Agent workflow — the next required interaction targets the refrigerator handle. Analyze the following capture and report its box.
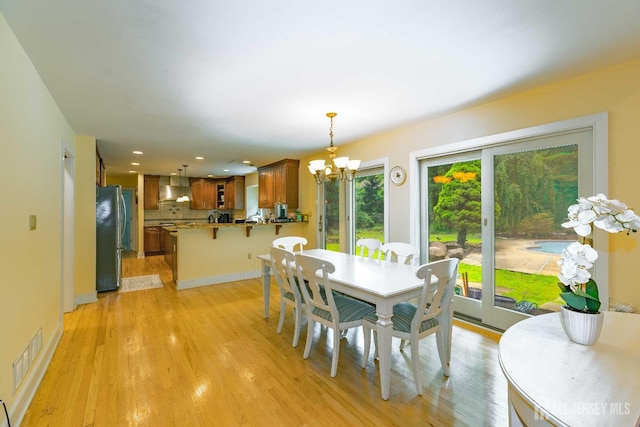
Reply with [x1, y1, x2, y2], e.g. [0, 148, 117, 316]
[120, 192, 127, 247]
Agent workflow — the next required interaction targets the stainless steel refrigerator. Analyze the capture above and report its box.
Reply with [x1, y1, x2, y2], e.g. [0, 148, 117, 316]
[96, 185, 126, 292]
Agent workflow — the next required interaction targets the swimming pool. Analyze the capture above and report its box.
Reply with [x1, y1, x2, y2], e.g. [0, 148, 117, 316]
[527, 240, 571, 254]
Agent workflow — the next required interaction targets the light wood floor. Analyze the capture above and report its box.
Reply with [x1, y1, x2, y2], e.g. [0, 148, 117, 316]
[22, 255, 509, 426]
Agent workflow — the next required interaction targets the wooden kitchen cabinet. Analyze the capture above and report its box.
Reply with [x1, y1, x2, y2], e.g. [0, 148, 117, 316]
[144, 175, 160, 210]
[224, 176, 245, 209]
[189, 178, 215, 210]
[214, 180, 225, 209]
[258, 159, 299, 209]
[144, 226, 162, 254]
[258, 168, 274, 208]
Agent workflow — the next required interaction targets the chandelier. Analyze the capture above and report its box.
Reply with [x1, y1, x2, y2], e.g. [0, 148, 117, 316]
[176, 164, 190, 203]
[308, 112, 360, 184]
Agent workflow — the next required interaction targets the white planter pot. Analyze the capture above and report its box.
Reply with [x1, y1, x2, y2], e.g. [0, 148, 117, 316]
[559, 306, 604, 346]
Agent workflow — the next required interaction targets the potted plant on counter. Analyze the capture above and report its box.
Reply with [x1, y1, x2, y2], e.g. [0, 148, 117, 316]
[557, 194, 640, 345]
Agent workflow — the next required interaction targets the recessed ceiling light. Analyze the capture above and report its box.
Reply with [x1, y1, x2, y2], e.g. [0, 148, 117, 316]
[129, 170, 137, 173]
[133, 150, 143, 155]
[242, 160, 251, 164]
[195, 156, 204, 160]
[131, 162, 140, 166]
[170, 172, 177, 175]
[207, 174, 214, 177]
[223, 169, 230, 172]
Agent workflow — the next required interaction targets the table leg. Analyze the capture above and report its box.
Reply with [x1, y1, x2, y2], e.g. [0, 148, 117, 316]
[376, 312, 394, 400]
[261, 260, 271, 319]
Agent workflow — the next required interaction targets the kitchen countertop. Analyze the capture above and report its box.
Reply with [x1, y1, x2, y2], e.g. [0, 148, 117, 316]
[164, 221, 302, 230]
[144, 219, 209, 226]
[161, 220, 306, 239]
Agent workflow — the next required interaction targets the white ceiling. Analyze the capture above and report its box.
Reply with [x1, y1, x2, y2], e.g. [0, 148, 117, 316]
[2, 1, 640, 177]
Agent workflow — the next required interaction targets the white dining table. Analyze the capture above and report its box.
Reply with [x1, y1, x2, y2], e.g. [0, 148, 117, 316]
[258, 249, 447, 400]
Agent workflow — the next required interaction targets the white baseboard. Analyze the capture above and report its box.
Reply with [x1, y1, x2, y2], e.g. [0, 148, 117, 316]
[177, 270, 261, 290]
[137, 252, 145, 258]
[5, 320, 63, 427]
[75, 291, 97, 306]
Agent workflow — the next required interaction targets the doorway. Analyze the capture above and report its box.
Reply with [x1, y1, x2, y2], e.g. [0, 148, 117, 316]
[62, 148, 75, 313]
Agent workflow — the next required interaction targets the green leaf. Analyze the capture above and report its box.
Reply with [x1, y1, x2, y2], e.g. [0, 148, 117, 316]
[558, 279, 601, 313]
[572, 279, 601, 312]
[560, 291, 588, 312]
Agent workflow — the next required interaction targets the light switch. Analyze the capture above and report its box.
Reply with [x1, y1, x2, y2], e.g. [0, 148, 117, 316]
[29, 214, 37, 230]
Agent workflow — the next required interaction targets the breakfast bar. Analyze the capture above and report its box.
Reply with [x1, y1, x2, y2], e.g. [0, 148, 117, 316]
[166, 222, 306, 290]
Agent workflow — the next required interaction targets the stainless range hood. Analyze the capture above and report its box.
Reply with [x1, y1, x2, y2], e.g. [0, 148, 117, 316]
[159, 176, 191, 201]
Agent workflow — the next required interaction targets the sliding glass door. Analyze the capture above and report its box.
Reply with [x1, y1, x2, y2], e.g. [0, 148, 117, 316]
[318, 161, 388, 254]
[354, 166, 386, 254]
[418, 116, 603, 330]
[319, 181, 346, 252]
[425, 153, 484, 320]
[483, 140, 580, 328]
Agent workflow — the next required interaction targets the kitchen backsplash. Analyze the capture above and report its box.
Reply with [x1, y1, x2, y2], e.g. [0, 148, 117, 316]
[144, 200, 229, 222]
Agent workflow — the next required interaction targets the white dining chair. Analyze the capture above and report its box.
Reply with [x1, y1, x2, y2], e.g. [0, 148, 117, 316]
[270, 246, 306, 348]
[380, 242, 419, 265]
[272, 236, 307, 252]
[355, 238, 382, 260]
[361, 258, 459, 395]
[295, 253, 377, 377]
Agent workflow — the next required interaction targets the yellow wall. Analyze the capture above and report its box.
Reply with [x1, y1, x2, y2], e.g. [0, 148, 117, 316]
[297, 57, 640, 310]
[3, 3, 640, 412]
[0, 13, 76, 411]
[74, 136, 97, 299]
[245, 171, 258, 187]
[107, 172, 139, 188]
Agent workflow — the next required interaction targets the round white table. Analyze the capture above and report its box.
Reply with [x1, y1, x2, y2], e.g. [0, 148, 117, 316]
[499, 311, 640, 426]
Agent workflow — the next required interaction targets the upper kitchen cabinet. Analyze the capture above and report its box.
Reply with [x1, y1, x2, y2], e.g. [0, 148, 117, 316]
[189, 178, 215, 210]
[215, 180, 226, 209]
[225, 176, 245, 210]
[258, 159, 299, 209]
[144, 175, 160, 210]
[258, 168, 274, 207]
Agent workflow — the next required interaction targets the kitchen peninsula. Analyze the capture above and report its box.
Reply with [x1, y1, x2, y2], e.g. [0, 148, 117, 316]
[165, 221, 307, 290]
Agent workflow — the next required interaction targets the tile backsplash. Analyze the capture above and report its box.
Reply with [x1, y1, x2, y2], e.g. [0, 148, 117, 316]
[144, 200, 231, 222]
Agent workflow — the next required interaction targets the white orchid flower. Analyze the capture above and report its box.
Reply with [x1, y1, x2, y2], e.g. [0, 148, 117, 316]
[560, 194, 639, 312]
[620, 209, 640, 230]
[557, 242, 598, 290]
[561, 205, 596, 236]
[562, 194, 640, 236]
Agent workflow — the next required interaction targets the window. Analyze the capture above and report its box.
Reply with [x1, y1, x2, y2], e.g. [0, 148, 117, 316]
[354, 166, 386, 254]
[412, 113, 607, 330]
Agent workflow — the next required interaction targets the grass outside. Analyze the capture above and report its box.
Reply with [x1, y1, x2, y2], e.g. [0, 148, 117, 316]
[459, 263, 562, 308]
[327, 231, 562, 308]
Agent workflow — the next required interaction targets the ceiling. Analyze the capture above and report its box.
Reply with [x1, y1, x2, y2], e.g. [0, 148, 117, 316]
[2, 1, 640, 178]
